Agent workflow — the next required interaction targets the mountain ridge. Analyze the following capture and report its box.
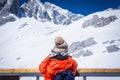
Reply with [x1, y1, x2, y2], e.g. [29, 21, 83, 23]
[21, 0, 84, 25]
[0, 0, 84, 26]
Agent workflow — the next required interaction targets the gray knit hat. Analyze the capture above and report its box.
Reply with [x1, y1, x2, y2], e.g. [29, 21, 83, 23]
[52, 36, 68, 53]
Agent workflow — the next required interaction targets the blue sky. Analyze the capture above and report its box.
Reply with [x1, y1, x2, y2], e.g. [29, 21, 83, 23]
[20, 0, 120, 16]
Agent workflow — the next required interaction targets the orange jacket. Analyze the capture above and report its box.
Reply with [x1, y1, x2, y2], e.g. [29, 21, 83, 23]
[39, 55, 78, 80]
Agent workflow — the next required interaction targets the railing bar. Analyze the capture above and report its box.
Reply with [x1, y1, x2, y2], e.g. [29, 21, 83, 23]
[1, 72, 120, 80]
[36, 76, 39, 80]
[83, 76, 87, 80]
[79, 73, 120, 77]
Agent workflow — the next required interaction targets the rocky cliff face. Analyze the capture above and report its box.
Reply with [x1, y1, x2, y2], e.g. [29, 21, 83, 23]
[0, 0, 23, 26]
[0, 0, 83, 26]
[0, 0, 7, 10]
[82, 15, 118, 28]
[0, 0, 20, 16]
[21, 0, 84, 25]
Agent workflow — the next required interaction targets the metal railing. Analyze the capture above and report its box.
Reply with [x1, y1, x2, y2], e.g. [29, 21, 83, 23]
[79, 72, 120, 80]
[0, 68, 120, 80]
[0, 72, 40, 80]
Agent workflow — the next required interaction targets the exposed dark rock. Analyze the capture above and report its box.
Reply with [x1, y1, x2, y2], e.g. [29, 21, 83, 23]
[110, 40, 116, 44]
[0, 0, 20, 26]
[83, 50, 93, 57]
[118, 39, 120, 42]
[18, 22, 28, 29]
[0, 16, 16, 26]
[0, 0, 20, 16]
[80, 37, 97, 47]
[16, 57, 21, 60]
[68, 37, 97, 53]
[102, 51, 106, 53]
[82, 15, 118, 28]
[0, 57, 4, 60]
[68, 41, 82, 53]
[72, 50, 93, 58]
[0, 0, 7, 10]
[10, 0, 20, 16]
[106, 45, 120, 53]
[102, 40, 109, 44]
[72, 50, 85, 58]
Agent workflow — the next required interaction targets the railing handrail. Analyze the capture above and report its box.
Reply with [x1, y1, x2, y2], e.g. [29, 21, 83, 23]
[0, 68, 120, 80]
[0, 68, 120, 73]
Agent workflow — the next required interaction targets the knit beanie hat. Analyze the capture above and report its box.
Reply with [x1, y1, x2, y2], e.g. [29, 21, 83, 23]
[52, 36, 68, 53]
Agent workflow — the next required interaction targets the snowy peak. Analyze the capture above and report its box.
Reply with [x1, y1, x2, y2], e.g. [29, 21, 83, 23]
[0, 0, 20, 26]
[0, 0, 20, 16]
[43, 2, 83, 23]
[0, 0, 7, 10]
[21, 0, 84, 25]
[24, 0, 43, 8]
[0, 0, 83, 26]
[21, 0, 43, 19]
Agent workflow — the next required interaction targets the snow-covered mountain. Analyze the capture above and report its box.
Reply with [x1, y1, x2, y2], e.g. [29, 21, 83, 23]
[0, 8, 120, 69]
[117, 5, 120, 9]
[0, 0, 7, 10]
[21, 0, 83, 25]
[0, 0, 22, 26]
[0, 0, 83, 26]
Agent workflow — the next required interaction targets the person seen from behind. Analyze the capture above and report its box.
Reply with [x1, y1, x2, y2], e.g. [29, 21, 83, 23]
[39, 36, 78, 80]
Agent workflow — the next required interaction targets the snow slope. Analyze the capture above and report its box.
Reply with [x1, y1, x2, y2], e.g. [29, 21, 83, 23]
[0, 17, 65, 68]
[0, 9, 120, 69]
